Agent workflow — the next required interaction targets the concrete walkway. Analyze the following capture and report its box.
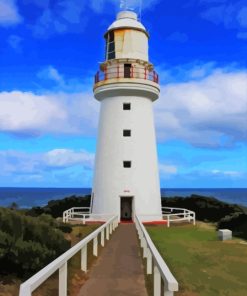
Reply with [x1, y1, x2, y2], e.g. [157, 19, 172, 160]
[78, 224, 148, 296]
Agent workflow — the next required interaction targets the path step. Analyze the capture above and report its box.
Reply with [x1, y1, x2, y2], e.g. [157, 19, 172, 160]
[78, 224, 148, 296]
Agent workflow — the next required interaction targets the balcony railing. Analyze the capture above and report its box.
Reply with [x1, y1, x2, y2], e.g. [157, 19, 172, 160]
[94, 65, 159, 84]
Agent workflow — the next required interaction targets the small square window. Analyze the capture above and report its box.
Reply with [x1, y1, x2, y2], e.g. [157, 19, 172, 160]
[123, 130, 131, 137]
[123, 103, 131, 110]
[123, 161, 131, 168]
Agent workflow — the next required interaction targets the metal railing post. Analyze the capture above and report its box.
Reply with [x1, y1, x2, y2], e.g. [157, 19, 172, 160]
[59, 262, 67, 296]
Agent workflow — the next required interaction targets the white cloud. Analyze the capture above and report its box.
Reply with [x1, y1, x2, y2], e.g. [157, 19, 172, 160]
[44, 149, 94, 168]
[155, 69, 247, 148]
[0, 149, 95, 176]
[211, 169, 242, 177]
[159, 164, 178, 175]
[1, 65, 246, 149]
[0, 90, 99, 137]
[37, 66, 64, 84]
[0, 0, 22, 26]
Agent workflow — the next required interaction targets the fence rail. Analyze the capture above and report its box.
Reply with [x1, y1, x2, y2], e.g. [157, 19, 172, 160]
[135, 215, 179, 296]
[95, 65, 159, 84]
[162, 207, 196, 227]
[19, 215, 118, 296]
[63, 207, 91, 223]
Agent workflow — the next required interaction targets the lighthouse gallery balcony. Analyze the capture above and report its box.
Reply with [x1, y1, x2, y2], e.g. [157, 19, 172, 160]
[94, 64, 159, 84]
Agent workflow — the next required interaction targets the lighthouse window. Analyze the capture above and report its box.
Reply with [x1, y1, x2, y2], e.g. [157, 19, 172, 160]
[123, 161, 132, 168]
[123, 103, 131, 110]
[123, 130, 131, 137]
[106, 31, 115, 60]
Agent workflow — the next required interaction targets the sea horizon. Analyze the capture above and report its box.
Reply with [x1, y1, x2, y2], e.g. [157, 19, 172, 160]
[0, 187, 246, 208]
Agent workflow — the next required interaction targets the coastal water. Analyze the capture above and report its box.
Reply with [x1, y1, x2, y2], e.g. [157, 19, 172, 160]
[0, 187, 246, 208]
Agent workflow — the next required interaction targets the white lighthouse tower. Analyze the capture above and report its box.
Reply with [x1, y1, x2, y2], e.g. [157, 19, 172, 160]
[92, 10, 162, 221]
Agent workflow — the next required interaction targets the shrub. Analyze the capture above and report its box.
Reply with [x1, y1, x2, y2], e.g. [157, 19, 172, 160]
[0, 207, 70, 279]
[162, 195, 244, 222]
[217, 213, 247, 240]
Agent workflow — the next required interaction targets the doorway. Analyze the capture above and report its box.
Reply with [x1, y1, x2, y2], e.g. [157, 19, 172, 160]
[120, 197, 133, 221]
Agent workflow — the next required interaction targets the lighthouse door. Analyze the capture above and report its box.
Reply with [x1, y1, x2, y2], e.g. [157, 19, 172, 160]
[120, 197, 133, 221]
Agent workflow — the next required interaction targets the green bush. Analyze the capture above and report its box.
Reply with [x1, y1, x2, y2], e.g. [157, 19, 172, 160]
[0, 207, 70, 279]
[26, 195, 91, 218]
[162, 195, 244, 222]
[217, 213, 247, 240]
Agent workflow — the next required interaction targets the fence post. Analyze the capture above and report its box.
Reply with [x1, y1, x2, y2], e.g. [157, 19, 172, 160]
[167, 215, 170, 228]
[19, 285, 32, 296]
[101, 229, 105, 247]
[164, 289, 174, 296]
[93, 236, 98, 257]
[59, 262, 67, 296]
[143, 240, 148, 258]
[193, 213, 196, 225]
[81, 245, 87, 272]
[154, 265, 161, 296]
[147, 248, 152, 275]
[106, 225, 109, 240]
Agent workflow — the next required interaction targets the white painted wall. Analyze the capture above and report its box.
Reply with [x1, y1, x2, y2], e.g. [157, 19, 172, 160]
[92, 95, 162, 220]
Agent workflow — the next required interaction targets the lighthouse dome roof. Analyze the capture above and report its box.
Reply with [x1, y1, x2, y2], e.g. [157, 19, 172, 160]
[107, 11, 147, 34]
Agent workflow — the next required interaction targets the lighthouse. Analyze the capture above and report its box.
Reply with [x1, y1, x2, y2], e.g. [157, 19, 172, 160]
[92, 11, 162, 221]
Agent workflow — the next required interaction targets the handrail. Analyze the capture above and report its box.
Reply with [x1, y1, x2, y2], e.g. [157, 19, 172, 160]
[94, 65, 159, 84]
[19, 215, 118, 296]
[135, 215, 178, 295]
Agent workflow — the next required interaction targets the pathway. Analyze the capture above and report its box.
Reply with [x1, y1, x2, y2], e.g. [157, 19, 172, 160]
[78, 224, 148, 296]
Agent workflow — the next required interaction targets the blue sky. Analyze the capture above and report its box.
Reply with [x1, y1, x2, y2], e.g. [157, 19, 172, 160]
[0, 0, 246, 188]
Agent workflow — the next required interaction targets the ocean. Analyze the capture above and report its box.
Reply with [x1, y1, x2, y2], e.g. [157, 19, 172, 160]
[0, 187, 246, 208]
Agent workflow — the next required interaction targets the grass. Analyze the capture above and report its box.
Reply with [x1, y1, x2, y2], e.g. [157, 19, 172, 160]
[1, 223, 102, 296]
[146, 222, 247, 296]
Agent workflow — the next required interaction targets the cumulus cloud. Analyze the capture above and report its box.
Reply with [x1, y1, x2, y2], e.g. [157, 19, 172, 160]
[0, 90, 99, 137]
[44, 149, 94, 169]
[155, 68, 247, 148]
[0, 0, 22, 26]
[1, 65, 246, 149]
[0, 149, 94, 176]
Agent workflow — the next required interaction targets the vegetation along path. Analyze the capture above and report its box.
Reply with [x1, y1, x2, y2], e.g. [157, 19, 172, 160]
[78, 223, 148, 296]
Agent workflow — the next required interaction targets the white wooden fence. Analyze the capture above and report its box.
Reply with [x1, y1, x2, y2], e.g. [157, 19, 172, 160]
[63, 207, 91, 223]
[135, 215, 179, 296]
[162, 207, 196, 227]
[19, 215, 118, 296]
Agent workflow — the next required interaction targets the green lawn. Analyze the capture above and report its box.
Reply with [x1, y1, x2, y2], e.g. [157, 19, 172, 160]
[146, 223, 247, 296]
